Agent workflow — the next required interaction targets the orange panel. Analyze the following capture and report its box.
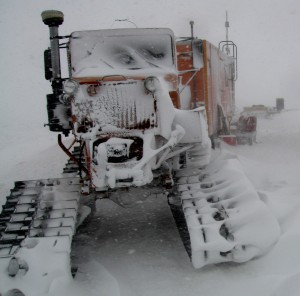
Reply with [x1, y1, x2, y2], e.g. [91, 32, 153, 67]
[176, 39, 235, 137]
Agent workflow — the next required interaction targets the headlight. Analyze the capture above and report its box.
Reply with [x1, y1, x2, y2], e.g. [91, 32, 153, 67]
[144, 76, 159, 93]
[63, 79, 79, 95]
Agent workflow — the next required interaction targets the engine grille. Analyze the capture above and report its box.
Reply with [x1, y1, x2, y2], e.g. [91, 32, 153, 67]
[73, 81, 157, 130]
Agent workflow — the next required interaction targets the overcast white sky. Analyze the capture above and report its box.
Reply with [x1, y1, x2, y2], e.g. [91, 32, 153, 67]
[0, 0, 299, 132]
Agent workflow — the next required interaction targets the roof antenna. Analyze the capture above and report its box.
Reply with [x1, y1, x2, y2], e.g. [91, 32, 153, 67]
[190, 20, 194, 39]
[219, 11, 238, 81]
[225, 11, 230, 55]
[110, 19, 138, 28]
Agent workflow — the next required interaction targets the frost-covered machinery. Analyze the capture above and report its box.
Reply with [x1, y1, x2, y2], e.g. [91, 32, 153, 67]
[0, 10, 280, 295]
[43, 14, 212, 192]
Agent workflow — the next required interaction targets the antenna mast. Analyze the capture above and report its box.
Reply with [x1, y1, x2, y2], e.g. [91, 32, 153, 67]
[219, 11, 238, 80]
[225, 11, 230, 55]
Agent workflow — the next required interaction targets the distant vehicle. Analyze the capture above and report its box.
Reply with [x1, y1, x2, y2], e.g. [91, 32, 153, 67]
[236, 114, 257, 145]
[276, 98, 284, 112]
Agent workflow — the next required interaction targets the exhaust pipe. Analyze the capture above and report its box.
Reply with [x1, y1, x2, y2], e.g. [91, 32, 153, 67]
[41, 10, 64, 80]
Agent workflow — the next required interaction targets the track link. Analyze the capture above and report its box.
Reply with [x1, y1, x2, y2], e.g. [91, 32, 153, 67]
[0, 150, 82, 295]
[170, 152, 281, 268]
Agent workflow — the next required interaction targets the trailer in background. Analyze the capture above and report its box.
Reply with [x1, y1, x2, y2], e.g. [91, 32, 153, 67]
[175, 38, 237, 144]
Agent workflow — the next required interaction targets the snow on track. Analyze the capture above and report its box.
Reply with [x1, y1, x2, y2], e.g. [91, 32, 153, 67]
[176, 151, 280, 268]
[1, 110, 300, 295]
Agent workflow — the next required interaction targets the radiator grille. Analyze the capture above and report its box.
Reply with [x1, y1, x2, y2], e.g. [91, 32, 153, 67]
[73, 81, 157, 130]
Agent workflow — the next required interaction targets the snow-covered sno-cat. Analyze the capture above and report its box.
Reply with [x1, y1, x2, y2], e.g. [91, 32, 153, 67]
[0, 10, 280, 295]
[45, 17, 211, 191]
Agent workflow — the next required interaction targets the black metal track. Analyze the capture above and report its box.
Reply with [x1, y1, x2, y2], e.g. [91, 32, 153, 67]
[169, 203, 192, 258]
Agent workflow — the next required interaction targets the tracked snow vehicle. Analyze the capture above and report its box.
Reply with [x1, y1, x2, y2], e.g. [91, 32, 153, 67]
[0, 10, 280, 295]
[43, 13, 211, 192]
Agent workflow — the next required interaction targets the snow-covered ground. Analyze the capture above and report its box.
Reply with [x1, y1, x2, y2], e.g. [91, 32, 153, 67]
[1, 109, 300, 295]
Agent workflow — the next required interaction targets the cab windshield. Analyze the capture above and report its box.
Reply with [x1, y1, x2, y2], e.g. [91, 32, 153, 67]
[70, 28, 175, 77]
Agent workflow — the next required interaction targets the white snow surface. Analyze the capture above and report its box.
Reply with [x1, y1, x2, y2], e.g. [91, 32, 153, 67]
[1, 110, 300, 295]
